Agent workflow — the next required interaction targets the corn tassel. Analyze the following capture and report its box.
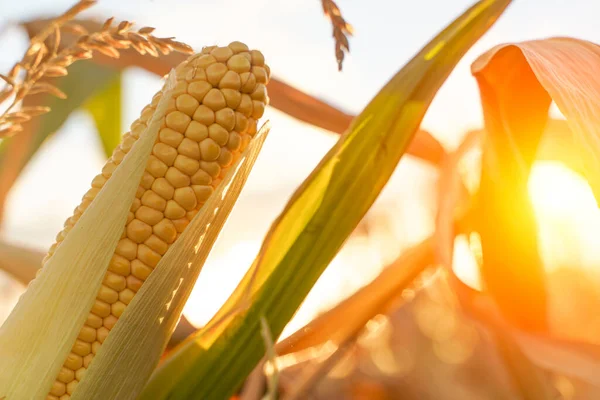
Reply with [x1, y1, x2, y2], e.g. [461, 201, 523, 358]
[40, 41, 270, 399]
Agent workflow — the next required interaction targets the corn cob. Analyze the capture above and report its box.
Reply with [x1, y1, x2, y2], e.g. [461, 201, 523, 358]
[40, 41, 270, 400]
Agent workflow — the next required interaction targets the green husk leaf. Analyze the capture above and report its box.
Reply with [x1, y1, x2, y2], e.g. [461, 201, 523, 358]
[85, 71, 122, 157]
[141, 1, 512, 398]
[72, 121, 270, 400]
[0, 68, 166, 400]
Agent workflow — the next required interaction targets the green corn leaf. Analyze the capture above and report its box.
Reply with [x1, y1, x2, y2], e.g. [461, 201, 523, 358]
[140, 0, 512, 398]
[84, 72, 122, 157]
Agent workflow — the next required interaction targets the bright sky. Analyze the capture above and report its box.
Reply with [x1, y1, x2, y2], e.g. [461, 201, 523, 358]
[2, 0, 600, 332]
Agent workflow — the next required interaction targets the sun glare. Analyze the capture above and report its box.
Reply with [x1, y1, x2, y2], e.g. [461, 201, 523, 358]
[454, 161, 600, 289]
[528, 162, 598, 215]
[184, 161, 600, 336]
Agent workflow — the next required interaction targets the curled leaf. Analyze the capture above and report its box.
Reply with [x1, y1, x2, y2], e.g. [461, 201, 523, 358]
[473, 38, 600, 201]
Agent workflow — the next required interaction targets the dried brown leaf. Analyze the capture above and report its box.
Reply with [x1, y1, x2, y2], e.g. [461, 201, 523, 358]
[277, 238, 435, 355]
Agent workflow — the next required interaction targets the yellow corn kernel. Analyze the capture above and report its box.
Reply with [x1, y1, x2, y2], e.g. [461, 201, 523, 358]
[192, 105, 215, 126]
[91, 300, 110, 318]
[126, 275, 143, 292]
[144, 235, 169, 255]
[72, 340, 91, 357]
[136, 205, 164, 226]
[159, 127, 184, 147]
[66, 380, 77, 395]
[77, 325, 96, 343]
[83, 354, 94, 368]
[63, 353, 83, 371]
[185, 121, 209, 142]
[103, 271, 127, 291]
[44, 42, 270, 397]
[75, 367, 86, 381]
[119, 288, 135, 305]
[137, 244, 161, 268]
[174, 155, 200, 176]
[96, 327, 110, 344]
[50, 381, 66, 397]
[92, 341, 102, 355]
[57, 368, 75, 384]
[152, 177, 175, 200]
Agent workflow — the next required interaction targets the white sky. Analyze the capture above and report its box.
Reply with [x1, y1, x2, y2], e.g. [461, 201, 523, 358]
[2, 0, 600, 331]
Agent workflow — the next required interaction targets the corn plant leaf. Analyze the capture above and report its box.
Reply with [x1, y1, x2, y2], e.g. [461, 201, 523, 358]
[471, 37, 600, 332]
[72, 121, 270, 400]
[140, 1, 512, 398]
[0, 62, 119, 220]
[0, 68, 165, 400]
[473, 38, 600, 200]
[84, 71, 122, 157]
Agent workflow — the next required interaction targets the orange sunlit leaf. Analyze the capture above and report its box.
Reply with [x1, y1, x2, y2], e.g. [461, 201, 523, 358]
[469, 37, 600, 332]
[470, 40, 566, 332]
[473, 38, 600, 202]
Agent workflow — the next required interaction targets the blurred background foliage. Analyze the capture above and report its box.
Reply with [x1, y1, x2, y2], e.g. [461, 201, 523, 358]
[3, 0, 600, 398]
